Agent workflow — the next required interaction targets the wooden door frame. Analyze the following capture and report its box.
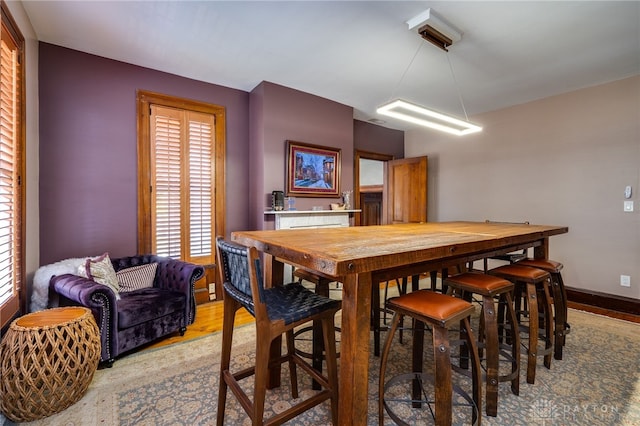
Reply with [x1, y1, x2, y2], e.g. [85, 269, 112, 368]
[354, 150, 394, 226]
[136, 90, 226, 301]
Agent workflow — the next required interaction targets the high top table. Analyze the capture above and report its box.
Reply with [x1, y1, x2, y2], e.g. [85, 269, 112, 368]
[232, 221, 568, 425]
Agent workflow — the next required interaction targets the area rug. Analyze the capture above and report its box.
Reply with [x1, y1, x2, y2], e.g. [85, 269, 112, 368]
[7, 308, 640, 426]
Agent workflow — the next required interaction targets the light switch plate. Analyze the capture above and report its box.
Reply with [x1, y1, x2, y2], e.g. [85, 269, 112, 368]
[621, 275, 631, 287]
[624, 201, 634, 212]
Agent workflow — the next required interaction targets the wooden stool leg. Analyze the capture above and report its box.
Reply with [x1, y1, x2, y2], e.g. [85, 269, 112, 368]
[253, 331, 273, 425]
[504, 292, 521, 396]
[458, 290, 472, 371]
[525, 282, 538, 384]
[478, 306, 486, 359]
[541, 280, 554, 370]
[398, 277, 408, 344]
[321, 317, 339, 426]
[217, 297, 239, 426]
[286, 330, 299, 398]
[441, 268, 449, 294]
[462, 316, 482, 426]
[482, 295, 499, 417]
[551, 272, 567, 360]
[311, 281, 330, 389]
[432, 325, 453, 426]
[379, 313, 403, 426]
[556, 272, 570, 333]
[372, 282, 382, 356]
[411, 319, 426, 408]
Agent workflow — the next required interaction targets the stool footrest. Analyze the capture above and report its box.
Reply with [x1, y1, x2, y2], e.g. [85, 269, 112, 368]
[382, 372, 480, 426]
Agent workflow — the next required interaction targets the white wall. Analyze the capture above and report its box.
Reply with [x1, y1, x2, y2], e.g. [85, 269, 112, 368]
[406, 75, 640, 299]
[360, 158, 384, 186]
[6, 0, 39, 287]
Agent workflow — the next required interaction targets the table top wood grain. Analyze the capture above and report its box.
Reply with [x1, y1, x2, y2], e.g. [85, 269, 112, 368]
[233, 221, 568, 277]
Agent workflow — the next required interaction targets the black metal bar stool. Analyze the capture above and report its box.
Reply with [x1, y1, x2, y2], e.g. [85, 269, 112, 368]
[379, 290, 482, 426]
[516, 258, 569, 360]
[444, 272, 520, 417]
[488, 264, 554, 385]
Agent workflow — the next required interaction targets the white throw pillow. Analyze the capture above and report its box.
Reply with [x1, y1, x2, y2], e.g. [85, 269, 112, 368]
[77, 252, 120, 298]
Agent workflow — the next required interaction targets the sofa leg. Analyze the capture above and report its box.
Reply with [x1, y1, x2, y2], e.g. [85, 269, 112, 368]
[179, 327, 186, 336]
[100, 359, 114, 368]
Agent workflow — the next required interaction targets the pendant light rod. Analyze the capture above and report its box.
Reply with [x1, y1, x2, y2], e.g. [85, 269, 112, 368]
[388, 41, 424, 103]
[445, 51, 470, 121]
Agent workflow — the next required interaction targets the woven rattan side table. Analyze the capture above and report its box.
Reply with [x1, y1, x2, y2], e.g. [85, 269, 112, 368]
[0, 306, 101, 422]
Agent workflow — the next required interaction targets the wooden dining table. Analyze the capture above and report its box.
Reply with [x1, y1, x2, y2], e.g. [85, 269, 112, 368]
[232, 221, 568, 425]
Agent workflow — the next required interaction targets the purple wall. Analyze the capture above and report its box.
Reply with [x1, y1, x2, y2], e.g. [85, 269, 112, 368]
[38, 43, 403, 265]
[250, 82, 355, 230]
[354, 119, 404, 159]
[39, 43, 250, 264]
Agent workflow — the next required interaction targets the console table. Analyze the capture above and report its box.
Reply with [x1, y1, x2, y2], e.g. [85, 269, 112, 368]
[264, 210, 360, 281]
[264, 209, 360, 230]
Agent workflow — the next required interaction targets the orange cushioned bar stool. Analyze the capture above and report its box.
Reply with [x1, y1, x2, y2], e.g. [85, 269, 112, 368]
[488, 264, 554, 385]
[444, 272, 520, 417]
[371, 274, 420, 356]
[516, 258, 569, 360]
[379, 290, 482, 426]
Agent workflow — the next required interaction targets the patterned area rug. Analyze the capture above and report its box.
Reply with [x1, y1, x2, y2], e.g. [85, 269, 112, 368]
[7, 308, 640, 426]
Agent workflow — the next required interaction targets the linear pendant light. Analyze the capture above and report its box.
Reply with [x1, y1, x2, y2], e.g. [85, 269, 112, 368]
[377, 99, 482, 136]
[378, 9, 482, 136]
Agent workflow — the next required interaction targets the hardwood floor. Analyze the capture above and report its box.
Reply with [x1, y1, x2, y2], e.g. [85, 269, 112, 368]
[142, 301, 255, 351]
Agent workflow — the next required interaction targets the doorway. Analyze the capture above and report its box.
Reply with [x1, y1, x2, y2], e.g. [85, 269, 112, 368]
[354, 151, 428, 226]
[354, 150, 393, 226]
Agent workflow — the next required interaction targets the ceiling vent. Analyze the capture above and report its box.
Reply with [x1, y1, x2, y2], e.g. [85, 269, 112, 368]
[406, 9, 462, 51]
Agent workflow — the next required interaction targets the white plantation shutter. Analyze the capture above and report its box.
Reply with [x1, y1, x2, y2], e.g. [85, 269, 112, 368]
[188, 115, 213, 258]
[149, 105, 215, 264]
[0, 7, 24, 328]
[151, 107, 182, 258]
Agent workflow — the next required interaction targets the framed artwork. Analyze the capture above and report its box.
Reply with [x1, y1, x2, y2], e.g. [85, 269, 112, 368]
[286, 140, 341, 197]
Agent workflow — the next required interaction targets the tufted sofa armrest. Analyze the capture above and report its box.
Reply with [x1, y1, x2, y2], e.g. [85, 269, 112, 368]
[111, 255, 205, 326]
[50, 273, 118, 362]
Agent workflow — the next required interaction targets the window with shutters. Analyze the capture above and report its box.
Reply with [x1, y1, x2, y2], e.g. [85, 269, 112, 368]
[0, 1, 25, 329]
[137, 91, 225, 298]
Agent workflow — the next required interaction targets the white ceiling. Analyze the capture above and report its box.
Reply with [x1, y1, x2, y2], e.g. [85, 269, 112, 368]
[21, 1, 640, 130]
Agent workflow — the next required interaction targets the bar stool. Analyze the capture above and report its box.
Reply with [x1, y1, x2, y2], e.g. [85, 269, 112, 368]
[488, 264, 554, 385]
[371, 274, 420, 356]
[444, 272, 520, 417]
[379, 290, 482, 426]
[216, 238, 340, 425]
[516, 258, 569, 360]
[292, 267, 341, 389]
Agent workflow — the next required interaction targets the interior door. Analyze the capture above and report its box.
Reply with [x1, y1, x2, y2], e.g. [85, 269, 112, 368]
[384, 156, 428, 224]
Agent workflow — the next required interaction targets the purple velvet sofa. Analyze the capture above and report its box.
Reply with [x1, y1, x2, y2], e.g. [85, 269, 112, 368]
[49, 255, 204, 367]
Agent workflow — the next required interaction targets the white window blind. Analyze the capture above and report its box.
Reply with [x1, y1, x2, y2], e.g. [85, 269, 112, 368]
[150, 105, 215, 264]
[0, 11, 23, 328]
[188, 117, 213, 258]
[151, 108, 182, 259]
